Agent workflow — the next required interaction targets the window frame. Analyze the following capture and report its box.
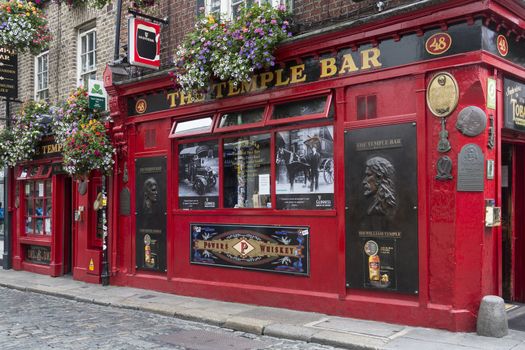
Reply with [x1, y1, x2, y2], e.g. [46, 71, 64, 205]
[34, 51, 49, 101]
[266, 92, 333, 126]
[205, 0, 292, 21]
[77, 27, 97, 88]
[169, 114, 217, 139]
[22, 176, 52, 236]
[214, 105, 267, 133]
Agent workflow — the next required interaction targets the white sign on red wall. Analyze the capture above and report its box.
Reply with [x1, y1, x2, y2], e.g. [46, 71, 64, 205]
[128, 17, 161, 69]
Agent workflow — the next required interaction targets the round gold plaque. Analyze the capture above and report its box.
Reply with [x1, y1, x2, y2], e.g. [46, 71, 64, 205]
[427, 72, 459, 118]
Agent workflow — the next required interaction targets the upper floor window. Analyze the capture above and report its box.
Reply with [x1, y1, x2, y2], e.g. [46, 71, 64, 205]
[206, 0, 292, 21]
[77, 28, 97, 88]
[34, 51, 49, 101]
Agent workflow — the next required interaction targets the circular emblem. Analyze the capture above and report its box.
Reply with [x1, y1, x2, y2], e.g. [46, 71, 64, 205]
[364, 240, 379, 256]
[135, 99, 147, 114]
[425, 33, 452, 55]
[497, 35, 509, 57]
[427, 72, 459, 118]
[144, 234, 151, 245]
[456, 106, 487, 137]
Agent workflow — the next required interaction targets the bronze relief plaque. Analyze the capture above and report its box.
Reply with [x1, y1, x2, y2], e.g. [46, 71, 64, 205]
[456, 106, 487, 137]
[345, 123, 418, 294]
[457, 144, 484, 192]
[427, 72, 459, 118]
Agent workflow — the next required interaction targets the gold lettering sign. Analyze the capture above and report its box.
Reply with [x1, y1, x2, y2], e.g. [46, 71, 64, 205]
[427, 72, 459, 118]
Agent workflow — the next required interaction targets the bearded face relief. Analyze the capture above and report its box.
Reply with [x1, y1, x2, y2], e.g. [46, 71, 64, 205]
[362, 156, 397, 216]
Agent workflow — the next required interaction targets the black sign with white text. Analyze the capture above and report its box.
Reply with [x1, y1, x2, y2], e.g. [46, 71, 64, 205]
[0, 47, 17, 99]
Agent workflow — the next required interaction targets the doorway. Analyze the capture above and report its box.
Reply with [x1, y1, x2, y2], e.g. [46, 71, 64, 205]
[502, 143, 525, 302]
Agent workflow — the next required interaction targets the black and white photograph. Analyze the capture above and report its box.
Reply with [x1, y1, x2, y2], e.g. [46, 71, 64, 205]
[178, 141, 219, 209]
[275, 126, 334, 210]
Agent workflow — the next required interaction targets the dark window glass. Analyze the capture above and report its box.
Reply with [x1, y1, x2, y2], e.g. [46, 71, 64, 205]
[223, 133, 271, 208]
[272, 96, 327, 120]
[219, 108, 265, 128]
[357, 96, 367, 120]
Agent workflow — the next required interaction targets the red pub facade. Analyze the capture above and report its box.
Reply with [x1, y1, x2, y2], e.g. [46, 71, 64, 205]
[10, 0, 525, 332]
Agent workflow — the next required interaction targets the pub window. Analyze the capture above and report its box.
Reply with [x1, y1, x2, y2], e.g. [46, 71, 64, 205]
[217, 107, 265, 131]
[356, 94, 377, 120]
[268, 94, 333, 125]
[276, 125, 334, 210]
[34, 51, 49, 101]
[169, 116, 214, 138]
[77, 27, 97, 88]
[205, 0, 292, 21]
[223, 133, 271, 208]
[178, 141, 219, 210]
[24, 179, 52, 235]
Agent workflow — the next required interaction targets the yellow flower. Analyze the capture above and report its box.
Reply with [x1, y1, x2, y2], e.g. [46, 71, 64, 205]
[207, 15, 215, 24]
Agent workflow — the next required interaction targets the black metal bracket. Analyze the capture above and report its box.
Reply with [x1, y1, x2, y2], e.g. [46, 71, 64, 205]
[128, 9, 169, 25]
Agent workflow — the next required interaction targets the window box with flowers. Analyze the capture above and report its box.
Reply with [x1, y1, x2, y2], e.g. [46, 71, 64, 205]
[172, 2, 292, 94]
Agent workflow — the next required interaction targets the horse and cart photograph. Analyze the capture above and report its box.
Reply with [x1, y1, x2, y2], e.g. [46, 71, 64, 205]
[276, 126, 334, 209]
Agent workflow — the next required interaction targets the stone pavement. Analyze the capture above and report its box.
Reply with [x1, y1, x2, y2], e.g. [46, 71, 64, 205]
[0, 269, 524, 350]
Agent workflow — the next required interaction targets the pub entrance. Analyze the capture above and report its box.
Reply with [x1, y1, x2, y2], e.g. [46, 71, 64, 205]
[502, 143, 525, 302]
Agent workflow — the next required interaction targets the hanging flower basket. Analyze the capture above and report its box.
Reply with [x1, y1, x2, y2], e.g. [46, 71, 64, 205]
[62, 118, 114, 179]
[173, 3, 292, 94]
[54, 87, 115, 179]
[0, 100, 50, 167]
[0, 0, 51, 54]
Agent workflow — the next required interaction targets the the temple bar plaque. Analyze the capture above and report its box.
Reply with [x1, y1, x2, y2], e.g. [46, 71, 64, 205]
[457, 144, 484, 192]
[190, 224, 309, 276]
[345, 123, 418, 294]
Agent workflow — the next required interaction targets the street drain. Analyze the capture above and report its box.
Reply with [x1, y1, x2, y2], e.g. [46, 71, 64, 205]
[156, 330, 274, 350]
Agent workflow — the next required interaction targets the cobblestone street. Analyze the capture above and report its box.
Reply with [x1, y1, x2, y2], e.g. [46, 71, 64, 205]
[0, 287, 342, 350]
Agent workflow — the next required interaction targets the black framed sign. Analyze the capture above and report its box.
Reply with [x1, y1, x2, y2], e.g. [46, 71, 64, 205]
[345, 123, 418, 294]
[135, 156, 167, 272]
[190, 224, 309, 276]
[504, 77, 525, 132]
[0, 47, 17, 99]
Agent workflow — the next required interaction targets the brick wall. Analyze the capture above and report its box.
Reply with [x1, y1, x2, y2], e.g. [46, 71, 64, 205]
[3, 0, 441, 116]
[0, 1, 116, 119]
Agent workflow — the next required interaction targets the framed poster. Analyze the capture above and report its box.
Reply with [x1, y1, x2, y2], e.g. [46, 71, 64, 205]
[178, 141, 219, 209]
[276, 125, 334, 210]
[135, 156, 167, 272]
[345, 123, 418, 294]
[190, 224, 309, 276]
